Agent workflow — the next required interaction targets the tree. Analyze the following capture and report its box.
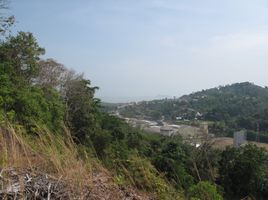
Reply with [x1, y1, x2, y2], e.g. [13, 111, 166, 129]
[0, 32, 63, 131]
[36, 59, 66, 89]
[0, 32, 45, 84]
[189, 142, 220, 183]
[64, 76, 99, 143]
[152, 139, 194, 189]
[219, 144, 268, 199]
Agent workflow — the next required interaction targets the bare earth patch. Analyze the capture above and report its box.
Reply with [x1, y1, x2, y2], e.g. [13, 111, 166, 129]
[211, 137, 268, 150]
[0, 168, 153, 200]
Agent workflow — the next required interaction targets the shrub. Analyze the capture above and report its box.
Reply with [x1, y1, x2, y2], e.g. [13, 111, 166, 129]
[188, 181, 223, 200]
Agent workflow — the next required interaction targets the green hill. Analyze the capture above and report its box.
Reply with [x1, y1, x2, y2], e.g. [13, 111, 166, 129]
[2, 3, 268, 199]
[119, 82, 268, 143]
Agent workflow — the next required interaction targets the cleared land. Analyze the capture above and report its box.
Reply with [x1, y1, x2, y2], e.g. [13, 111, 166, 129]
[211, 137, 268, 150]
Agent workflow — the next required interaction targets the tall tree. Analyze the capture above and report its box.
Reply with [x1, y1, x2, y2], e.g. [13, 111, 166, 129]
[219, 144, 268, 199]
[0, 32, 45, 84]
[0, 32, 63, 130]
[36, 59, 66, 89]
[64, 75, 99, 143]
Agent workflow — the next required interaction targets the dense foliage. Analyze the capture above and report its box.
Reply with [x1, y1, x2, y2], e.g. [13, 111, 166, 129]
[0, 31, 187, 199]
[219, 144, 268, 199]
[1, 5, 267, 199]
[188, 181, 223, 200]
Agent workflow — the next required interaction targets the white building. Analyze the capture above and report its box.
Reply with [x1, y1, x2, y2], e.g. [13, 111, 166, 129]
[233, 130, 247, 148]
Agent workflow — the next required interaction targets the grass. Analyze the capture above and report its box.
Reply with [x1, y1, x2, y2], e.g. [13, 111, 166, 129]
[107, 154, 184, 200]
[0, 121, 185, 199]
[211, 137, 268, 150]
[0, 122, 94, 197]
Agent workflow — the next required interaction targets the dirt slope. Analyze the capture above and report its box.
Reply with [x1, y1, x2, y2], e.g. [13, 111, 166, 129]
[0, 167, 153, 200]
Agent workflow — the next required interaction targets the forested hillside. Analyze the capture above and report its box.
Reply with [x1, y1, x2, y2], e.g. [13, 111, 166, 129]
[1, 1, 268, 199]
[120, 82, 268, 143]
[1, 32, 267, 200]
[0, 30, 184, 200]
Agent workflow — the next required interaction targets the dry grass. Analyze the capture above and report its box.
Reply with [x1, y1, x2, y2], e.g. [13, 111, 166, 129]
[0, 122, 94, 197]
[0, 123, 167, 199]
[211, 137, 268, 150]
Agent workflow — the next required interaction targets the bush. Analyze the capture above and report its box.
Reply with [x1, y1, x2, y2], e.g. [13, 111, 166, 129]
[188, 181, 223, 200]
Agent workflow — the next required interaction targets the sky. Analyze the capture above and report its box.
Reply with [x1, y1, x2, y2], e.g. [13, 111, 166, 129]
[10, 0, 268, 102]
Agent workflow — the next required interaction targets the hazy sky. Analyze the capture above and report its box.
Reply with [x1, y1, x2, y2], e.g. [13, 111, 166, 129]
[11, 0, 268, 102]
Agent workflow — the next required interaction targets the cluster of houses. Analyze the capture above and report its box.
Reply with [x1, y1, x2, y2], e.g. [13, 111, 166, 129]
[124, 117, 209, 138]
[123, 116, 248, 148]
